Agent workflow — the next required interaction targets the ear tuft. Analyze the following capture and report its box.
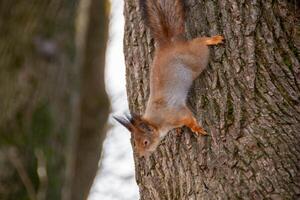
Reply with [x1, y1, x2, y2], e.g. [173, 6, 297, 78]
[113, 115, 133, 131]
[131, 113, 142, 123]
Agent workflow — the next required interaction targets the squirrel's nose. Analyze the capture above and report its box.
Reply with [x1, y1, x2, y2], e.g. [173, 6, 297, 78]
[138, 151, 150, 159]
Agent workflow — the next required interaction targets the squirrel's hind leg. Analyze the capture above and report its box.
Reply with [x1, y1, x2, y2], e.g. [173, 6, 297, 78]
[193, 35, 224, 46]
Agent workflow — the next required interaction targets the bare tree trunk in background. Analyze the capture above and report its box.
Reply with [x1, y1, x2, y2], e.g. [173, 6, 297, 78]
[124, 0, 300, 199]
[0, 0, 109, 199]
[65, 0, 109, 200]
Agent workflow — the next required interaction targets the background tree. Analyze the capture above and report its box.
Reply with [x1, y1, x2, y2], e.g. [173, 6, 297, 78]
[124, 0, 300, 199]
[0, 0, 109, 200]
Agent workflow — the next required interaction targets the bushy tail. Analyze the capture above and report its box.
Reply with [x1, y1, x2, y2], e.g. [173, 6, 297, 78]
[140, 0, 185, 46]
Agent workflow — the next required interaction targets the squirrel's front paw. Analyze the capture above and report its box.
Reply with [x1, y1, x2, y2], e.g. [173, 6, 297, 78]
[191, 126, 207, 136]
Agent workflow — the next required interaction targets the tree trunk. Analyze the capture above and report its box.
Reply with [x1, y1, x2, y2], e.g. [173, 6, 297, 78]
[123, 0, 300, 199]
[65, 0, 109, 200]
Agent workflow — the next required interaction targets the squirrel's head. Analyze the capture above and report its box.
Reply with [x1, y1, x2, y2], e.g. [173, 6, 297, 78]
[114, 114, 160, 158]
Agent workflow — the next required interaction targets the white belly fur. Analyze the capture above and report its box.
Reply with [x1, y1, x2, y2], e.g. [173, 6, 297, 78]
[164, 63, 193, 107]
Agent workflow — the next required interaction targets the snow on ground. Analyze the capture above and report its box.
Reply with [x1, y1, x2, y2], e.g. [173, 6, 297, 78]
[88, 0, 139, 199]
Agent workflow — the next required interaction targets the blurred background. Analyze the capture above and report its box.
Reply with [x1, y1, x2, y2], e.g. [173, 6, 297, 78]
[0, 0, 138, 199]
[89, 0, 139, 199]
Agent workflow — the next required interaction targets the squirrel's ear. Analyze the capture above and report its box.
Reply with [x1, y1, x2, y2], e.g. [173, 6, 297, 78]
[113, 115, 134, 132]
[131, 113, 142, 123]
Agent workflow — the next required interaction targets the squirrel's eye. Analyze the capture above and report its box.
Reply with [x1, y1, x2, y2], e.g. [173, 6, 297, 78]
[145, 126, 152, 132]
[143, 140, 149, 146]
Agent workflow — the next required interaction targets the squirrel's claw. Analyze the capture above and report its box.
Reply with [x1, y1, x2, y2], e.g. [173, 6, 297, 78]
[211, 35, 224, 45]
[191, 126, 208, 136]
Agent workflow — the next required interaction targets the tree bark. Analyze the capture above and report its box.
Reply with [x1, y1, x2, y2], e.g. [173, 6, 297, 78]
[124, 0, 300, 199]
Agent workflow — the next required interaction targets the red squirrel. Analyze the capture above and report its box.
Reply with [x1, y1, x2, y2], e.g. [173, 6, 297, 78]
[114, 0, 224, 157]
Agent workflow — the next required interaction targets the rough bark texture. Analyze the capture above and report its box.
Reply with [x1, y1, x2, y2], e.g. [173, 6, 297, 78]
[124, 0, 300, 199]
[0, 0, 109, 199]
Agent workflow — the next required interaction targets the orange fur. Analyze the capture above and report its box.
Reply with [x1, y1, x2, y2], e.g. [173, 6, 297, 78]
[115, 0, 224, 157]
[140, 0, 185, 46]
